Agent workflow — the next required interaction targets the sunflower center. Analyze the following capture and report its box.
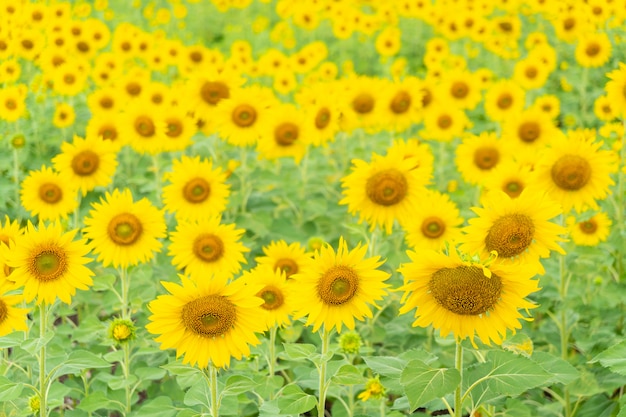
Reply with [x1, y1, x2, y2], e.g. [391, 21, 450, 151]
[182, 178, 211, 203]
[201, 81, 229, 105]
[497, 93, 512, 109]
[550, 155, 591, 191]
[585, 42, 600, 57]
[366, 169, 408, 206]
[429, 266, 502, 315]
[504, 180, 524, 198]
[232, 104, 257, 127]
[274, 258, 298, 278]
[99, 125, 118, 141]
[30, 247, 67, 282]
[317, 265, 359, 306]
[71, 150, 100, 176]
[126, 82, 141, 96]
[518, 122, 540, 143]
[474, 147, 499, 170]
[315, 107, 331, 129]
[437, 115, 452, 129]
[275, 123, 299, 146]
[623, 84, 626, 100]
[38, 182, 63, 204]
[579, 219, 598, 234]
[192, 234, 224, 263]
[525, 67, 538, 79]
[165, 118, 183, 138]
[182, 295, 236, 338]
[258, 285, 284, 310]
[0, 299, 7, 323]
[485, 213, 535, 258]
[422, 89, 432, 108]
[563, 18, 575, 30]
[352, 93, 374, 114]
[5, 99, 17, 110]
[134, 116, 155, 138]
[421, 216, 446, 238]
[107, 213, 143, 246]
[451, 82, 469, 99]
[390, 91, 411, 114]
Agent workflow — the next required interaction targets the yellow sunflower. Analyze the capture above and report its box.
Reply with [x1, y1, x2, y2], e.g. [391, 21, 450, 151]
[82, 189, 166, 269]
[20, 166, 78, 222]
[421, 104, 469, 142]
[530, 94, 561, 120]
[459, 187, 566, 274]
[0, 216, 23, 282]
[436, 69, 482, 110]
[398, 248, 540, 346]
[338, 75, 386, 133]
[340, 152, 430, 234]
[146, 275, 264, 369]
[168, 217, 249, 281]
[455, 132, 510, 186]
[380, 76, 424, 132]
[501, 108, 563, 158]
[121, 99, 167, 155]
[162, 155, 230, 221]
[532, 132, 618, 213]
[52, 134, 118, 196]
[241, 266, 295, 329]
[296, 83, 341, 147]
[3, 222, 93, 305]
[0, 280, 29, 336]
[256, 103, 308, 164]
[566, 211, 612, 246]
[384, 138, 434, 182]
[605, 62, 626, 117]
[594, 94, 617, 122]
[483, 80, 526, 123]
[291, 237, 390, 333]
[85, 112, 128, 151]
[400, 189, 463, 252]
[0, 84, 27, 122]
[160, 104, 198, 152]
[483, 160, 535, 199]
[254, 240, 312, 279]
[512, 56, 550, 90]
[52, 102, 76, 128]
[575, 32, 612, 68]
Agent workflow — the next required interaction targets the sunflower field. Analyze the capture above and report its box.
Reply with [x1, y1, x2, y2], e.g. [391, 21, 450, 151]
[2, 0, 626, 416]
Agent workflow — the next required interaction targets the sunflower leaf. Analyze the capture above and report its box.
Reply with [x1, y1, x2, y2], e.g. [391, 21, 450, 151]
[331, 364, 365, 385]
[363, 356, 407, 378]
[0, 376, 23, 402]
[590, 339, 626, 375]
[221, 375, 258, 397]
[531, 351, 580, 385]
[276, 384, 317, 415]
[48, 350, 111, 381]
[280, 342, 317, 361]
[130, 396, 177, 417]
[399, 359, 461, 412]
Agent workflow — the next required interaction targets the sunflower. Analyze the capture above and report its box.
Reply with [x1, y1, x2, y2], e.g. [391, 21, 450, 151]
[0, 216, 23, 282]
[3, 222, 93, 305]
[339, 75, 385, 133]
[400, 189, 463, 252]
[531, 94, 561, 120]
[86, 87, 124, 115]
[483, 160, 535, 199]
[566, 211, 612, 246]
[532, 132, 618, 213]
[421, 104, 469, 142]
[605, 62, 626, 117]
[0, 84, 27, 122]
[0, 280, 29, 336]
[256, 103, 308, 164]
[52, 62, 89, 97]
[82, 189, 166, 269]
[168, 217, 249, 281]
[291, 237, 390, 333]
[484, 80, 526, 123]
[575, 32, 612, 68]
[398, 247, 540, 346]
[85, 112, 127, 151]
[162, 155, 230, 221]
[459, 187, 566, 273]
[501, 108, 562, 157]
[241, 266, 295, 329]
[455, 132, 510, 186]
[52, 135, 118, 196]
[436, 69, 482, 110]
[512, 56, 550, 90]
[384, 138, 434, 182]
[146, 275, 264, 369]
[594, 94, 617, 122]
[296, 83, 341, 147]
[380, 76, 424, 133]
[121, 99, 167, 155]
[254, 240, 312, 279]
[52, 102, 76, 128]
[160, 104, 197, 152]
[20, 166, 78, 222]
[340, 152, 429, 234]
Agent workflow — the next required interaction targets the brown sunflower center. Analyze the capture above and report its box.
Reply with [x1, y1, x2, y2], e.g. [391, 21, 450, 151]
[503, 180, 524, 198]
[585, 42, 600, 57]
[201, 81, 229, 105]
[390, 91, 411, 114]
[317, 265, 359, 306]
[99, 125, 118, 141]
[474, 147, 500, 170]
[550, 155, 591, 191]
[438, 114, 453, 129]
[192, 234, 224, 263]
[5, 99, 16, 110]
[126, 82, 141, 96]
[71, 150, 100, 176]
[429, 266, 502, 315]
[485, 213, 535, 258]
[352, 93, 374, 114]
[134, 116, 155, 138]
[525, 67, 538, 79]
[518, 121, 540, 143]
[165, 118, 183, 138]
[366, 169, 408, 206]
[422, 88, 432, 108]
[182, 295, 236, 337]
[563, 17, 575, 30]
[421, 216, 446, 238]
[257, 285, 284, 310]
[232, 104, 257, 127]
[451, 82, 469, 99]
[579, 219, 597, 234]
[30, 247, 68, 282]
[183, 178, 210, 203]
[622, 84, 626, 100]
[274, 123, 299, 146]
[39, 183, 63, 204]
[274, 258, 298, 278]
[107, 213, 143, 246]
[0, 298, 7, 323]
[497, 93, 513, 109]
[315, 107, 331, 129]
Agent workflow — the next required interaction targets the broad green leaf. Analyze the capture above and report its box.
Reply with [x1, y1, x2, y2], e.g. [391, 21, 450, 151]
[77, 392, 120, 413]
[591, 339, 626, 375]
[331, 364, 365, 385]
[280, 342, 317, 361]
[575, 395, 617, 417]
[135, 366, 167, 381]
[20, 333, 54, 355]
[399, 359, 460, 412]
[49, 350, 111, 380]
[568, 369, 603, 397]
[0, 376, 23, 401]
[221, 375, 258, 396]
[108, 374, 138, 390]
[0, 332, 25, 348]
[253, 375, 284, 399]
[277, 388, 317, 415]
[130, 397, 177, 417]
[162, 360, 203, 377]
[92, 273, 116, 291]
[184, 381, 211, 408]
[531, 351, 580, 385]
[176, 410, 200, 417]
[363, 356, 407, 378]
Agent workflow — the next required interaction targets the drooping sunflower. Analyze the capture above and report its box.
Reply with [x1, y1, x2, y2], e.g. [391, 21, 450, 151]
[291, 237, 390, 333]
[0, 280, 29, 336]
[82, 189, 166, 269]
[162, 155, 230, 221]
[168, 217, 249, 281]
[400, 189, 463, 252]
[455, 132, 510, 186]
[340, 152, 429, 234]
[52, 134, 118, 196]
[3, 222, 93, 305]
[241, 266, 295, 329]
[146, 275, 264, 369]
[398, 248, 540, 346]
[566, 211, 612, 246]
[459, 187, 566, 273]
[532, 132, 618, 213]
[254, 240, 312, 279]
[20, 166, 78, 222]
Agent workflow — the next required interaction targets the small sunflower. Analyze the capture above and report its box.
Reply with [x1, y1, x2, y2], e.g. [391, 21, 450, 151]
[121, 99, 167, 155]
[501, 108, 563, 157]
[0, 216, 23, 282]
[483, 80, 525, 123]
[567, 211, 612, 246]
[380, 76, 424, 132]
[3, 222, 93, 305]
[53, 102, 76, 128]
[241, 266, 295, 330]
[455, 132, 510, 186]
[86, 112, 128, 151]
[256, 103, 309, 164]
[605, 62, 626, 117]
[436, 69, 482, 110]
[575, 32, 612, 68]
[398, 248, 540, 346]
[421, 104, 469, 142]
[168, 217, 249, 281]
[254, 240, 312, 279]
[512, 56, 550, 90]
[291, 237, 390, 333]
[339, 75, 386, 133]
[297, 84, 341, 147]
[82, 189, 166, 269]
[146, 275, 264, 369]
[160, 104, 198, 152]
[483, 160, 535, 199]
[20, 166, 78, 222]
[162, 155, 230, 221]
[384, 138, 434, 181]
[0, 280, 30, 336]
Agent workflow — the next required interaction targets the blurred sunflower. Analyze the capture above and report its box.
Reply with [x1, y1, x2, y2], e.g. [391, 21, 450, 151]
[0, 216, 23, 282]
[121, 99, 167, 155]
[256, 103, 308, 164]
[20, 166, 78, 222]
[483, 80, 525, 123]
[483, 160, 534, 199]
[82, 189, 166, 269]
[380, 76, 424, 132]
[291, 237, 390, 333]
[594, 94, 617, 122]
[456, 132, 510, 186]
[531, 94, 561, 120]
[512, 56, 550, 90]
[605, 62, 626, 117]
[160, 104, 197, 152]
[52, 102, 76, 128]
[0, 280, 29, 336]
[384, 138, 434, 182]
[86, 112, 127, 151]
[242, 266, 295, 329]
[146, 275, 264, 369]
[501, 108, 562, 158]
[0, 84, 27, 122]
[296, 83, 341, 147]
[437, 69, 482, 110]
[86, 87, 124, 115]
[422, 105, 469, 142]
[398, 248, 540, 346]
[567, 211, 612, 246]
[3, 222, 93, 305]
[339, 75, 385, 133]
[255, 240, 312, 279]
[575, 32, 612, 68]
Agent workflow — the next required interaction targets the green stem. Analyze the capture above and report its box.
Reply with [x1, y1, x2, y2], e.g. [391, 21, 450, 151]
[39, 303, 48, 417]
[268, 326, 277, 380]
[120, 268, 130, 319]
[123, 342, 132, 414]
[317, 329, 332, 417]
[347, 385, 355, 417]
[209, 362, 219, 417]
[151, 154, 162, 205]
[13, 147, 20, 212]
[454, 340, 463, 417]
[580, 67, 589, 124]
[559, 250, 571, 417]
[379, 393, 386, 417]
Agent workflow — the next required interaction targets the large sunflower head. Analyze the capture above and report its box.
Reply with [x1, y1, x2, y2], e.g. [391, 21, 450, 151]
[241, 266, 295, 330]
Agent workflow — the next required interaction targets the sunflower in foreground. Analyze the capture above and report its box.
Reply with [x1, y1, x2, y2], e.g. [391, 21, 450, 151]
[2, 222, 93, 305]
[82, 189, 166, 269]
[241, 266, 295, 330]
[291, 237, 390, 333]
[0, 280, 30, 336]
[566, 211, 612, 246]
[254, 240, 311, 279]
[398, 248, 540, 346]
[146, 275, 264, 369]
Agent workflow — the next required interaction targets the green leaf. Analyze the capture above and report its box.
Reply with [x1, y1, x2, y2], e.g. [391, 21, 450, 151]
[0, 376, 23, 401]
[135, 366, 167, 381]
[531, 351, 580, 385]
[130, 397, 177, 417]
[108, 374, 139, 390]
[253, 375, 285, 399]
[399, 359, 460, 412]
[92, 273, 116, 291]
[0, 332, 25, 348]
[277, 384, 317, 415]
[20, 333, 54, 355]
[280, 343, 317, 361]
[184, 381, 211, 408]
[591, 339, 626, 375]
[331, 364, 365, 385]
[77, 392, 121, 413]
[49, 350, 111, 380]
[221, 375, 258, 397]
[363, 356, 407, 378]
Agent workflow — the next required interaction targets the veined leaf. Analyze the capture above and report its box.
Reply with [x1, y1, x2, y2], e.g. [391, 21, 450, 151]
[363, 356, 407, 378]
[591, 339, 626, 375]
[399, 359, 460, 412]
[280, 343, 317, 361]
[531, 351, 580, 385]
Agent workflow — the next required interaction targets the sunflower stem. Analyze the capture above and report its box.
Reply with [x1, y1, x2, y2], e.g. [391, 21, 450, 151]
[12, 147, 20, 212]
[268, 326, 277, 378]
[208, 362, 220, 417]
[580, 66, 589, 124]
[317, 328, 332, 417]
[151, 154, 162, 205]
[120, 267, 131, 319]
[39, 302, 48, 417]
[454, 340, 463, 417]
[559, 250, 572, 417]
[122, 342, 132, 414]
[379, 393, 386, 417]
